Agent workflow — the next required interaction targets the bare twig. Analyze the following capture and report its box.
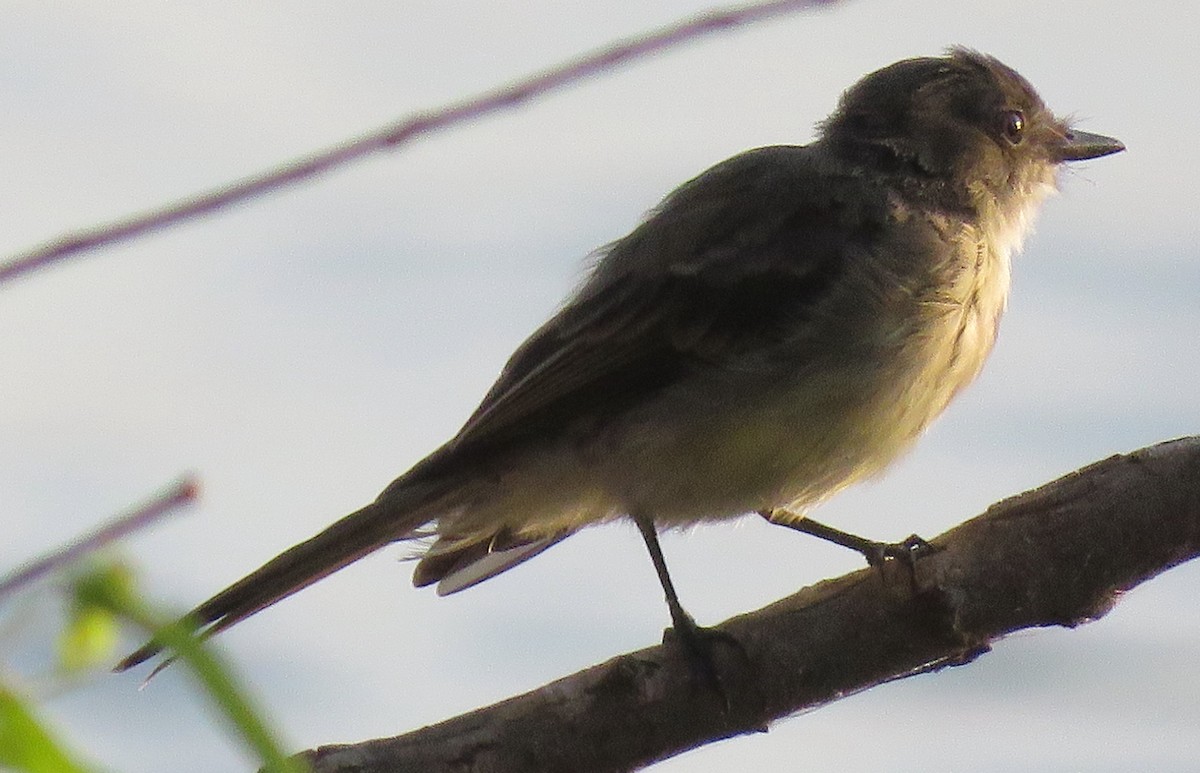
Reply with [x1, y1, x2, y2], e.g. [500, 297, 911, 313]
[296, 437, 1200, 773]
[0, 0, 839, 284]
[0, 477, 199, 597]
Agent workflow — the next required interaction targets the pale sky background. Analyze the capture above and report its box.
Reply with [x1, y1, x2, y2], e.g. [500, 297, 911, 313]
[2, 1, 1198, 771]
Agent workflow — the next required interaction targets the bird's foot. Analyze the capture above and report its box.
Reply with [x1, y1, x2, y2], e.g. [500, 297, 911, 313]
[859, 533, 939, 569]
[663, 611, 747, 711]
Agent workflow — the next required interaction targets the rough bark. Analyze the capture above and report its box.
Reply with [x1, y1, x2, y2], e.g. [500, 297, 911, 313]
[298, 436, 1200, 773]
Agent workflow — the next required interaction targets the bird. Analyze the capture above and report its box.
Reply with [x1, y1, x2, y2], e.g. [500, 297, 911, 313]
[117, 48, 1124, 673]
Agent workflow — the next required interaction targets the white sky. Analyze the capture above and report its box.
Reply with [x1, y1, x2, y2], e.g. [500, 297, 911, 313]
[2, 1, 1199, 771]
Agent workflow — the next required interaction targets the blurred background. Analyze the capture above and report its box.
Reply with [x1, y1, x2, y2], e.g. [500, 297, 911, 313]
[2, 1, 1197, 770]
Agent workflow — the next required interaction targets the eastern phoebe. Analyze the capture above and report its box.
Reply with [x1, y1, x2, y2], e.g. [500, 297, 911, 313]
[118, 48, 1123, 672]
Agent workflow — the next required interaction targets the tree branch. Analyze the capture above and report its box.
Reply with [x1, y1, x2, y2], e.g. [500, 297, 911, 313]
[0, 0, 839, 285]
[297, 436, 1200, 773]
[0, 477, 198, 598]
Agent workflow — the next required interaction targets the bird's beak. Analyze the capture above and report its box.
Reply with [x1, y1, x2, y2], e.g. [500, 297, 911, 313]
[1057, 129, 1125, 162]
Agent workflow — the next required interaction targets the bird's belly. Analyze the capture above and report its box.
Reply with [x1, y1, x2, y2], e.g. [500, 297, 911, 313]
[603, 299, 1003, 525]
[593, 369, 904, 523]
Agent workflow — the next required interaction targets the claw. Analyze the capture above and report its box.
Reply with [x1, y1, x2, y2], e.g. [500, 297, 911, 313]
[862, 533, 940, 568]
[664, 614, 746, 712]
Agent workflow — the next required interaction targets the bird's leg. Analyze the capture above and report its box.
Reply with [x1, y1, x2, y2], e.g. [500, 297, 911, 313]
[632, 512, 702, 639]
[758, 509, 936, 569]
[632, 513, 741, 700]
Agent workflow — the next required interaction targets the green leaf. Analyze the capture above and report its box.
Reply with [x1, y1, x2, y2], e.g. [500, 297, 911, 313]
[0, 683, 93, 773]
[56, 563, 131, 672]
[58, 604, 120, 673]
[83, 568, 309, 773]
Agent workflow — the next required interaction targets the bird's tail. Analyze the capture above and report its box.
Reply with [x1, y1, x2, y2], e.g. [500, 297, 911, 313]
[115, 490, 433, 673]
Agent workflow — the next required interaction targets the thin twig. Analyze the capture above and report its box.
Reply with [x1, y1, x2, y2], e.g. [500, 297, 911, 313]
[0, 476, 199, 597]
[0, 0, 838, 284]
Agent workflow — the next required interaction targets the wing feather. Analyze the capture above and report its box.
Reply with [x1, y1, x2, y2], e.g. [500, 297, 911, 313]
[407, 145, 869, 487]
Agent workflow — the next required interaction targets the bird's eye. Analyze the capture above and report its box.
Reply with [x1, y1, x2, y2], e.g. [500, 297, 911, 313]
[1000, 110, 1025, 145]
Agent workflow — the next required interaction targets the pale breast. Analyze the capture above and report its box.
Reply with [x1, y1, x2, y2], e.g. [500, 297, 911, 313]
[793, 221, 1014, 510]
[933, 226, 1012, 407]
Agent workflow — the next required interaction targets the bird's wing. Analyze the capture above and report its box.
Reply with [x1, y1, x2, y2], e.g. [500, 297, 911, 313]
[411, 145, 864, 480]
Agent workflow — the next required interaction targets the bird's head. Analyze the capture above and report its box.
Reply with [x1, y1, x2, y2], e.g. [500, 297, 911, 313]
[822, 48, 1124, 214]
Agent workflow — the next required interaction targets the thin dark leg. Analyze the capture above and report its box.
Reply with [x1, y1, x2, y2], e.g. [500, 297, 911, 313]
[632, 513, 700, 639]
[632, 513, 741, 704]
[758, 510, 935, 567]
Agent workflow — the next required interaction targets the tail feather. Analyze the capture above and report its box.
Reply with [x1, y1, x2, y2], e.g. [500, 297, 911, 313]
[434, 535, 568, 596]
[116, 498, 422, 672]
[412, 532, 570, 595]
